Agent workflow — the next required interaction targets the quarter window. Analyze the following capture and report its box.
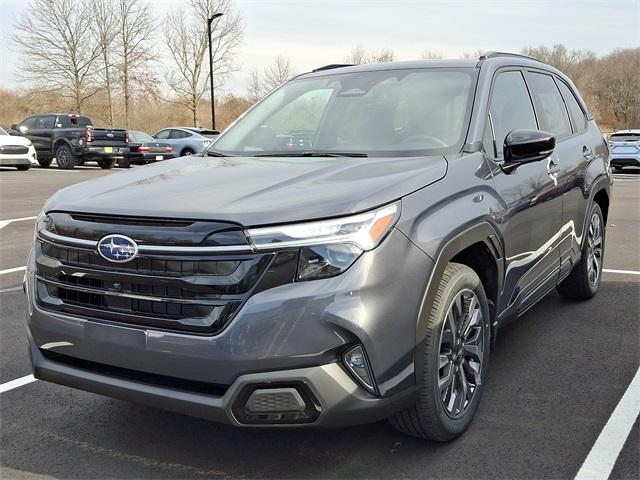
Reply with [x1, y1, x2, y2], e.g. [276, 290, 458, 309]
[488, 71, 538, 158]
[526, 72, 572, 138]
[556, 80, 587, 133]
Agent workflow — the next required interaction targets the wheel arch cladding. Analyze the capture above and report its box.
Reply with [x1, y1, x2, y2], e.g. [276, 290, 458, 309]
[413, 222, 503, 383]
[593, 188, 609, 223]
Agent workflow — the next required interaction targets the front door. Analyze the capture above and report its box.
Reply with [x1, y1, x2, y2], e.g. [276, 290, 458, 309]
[482, 70, 563, 317]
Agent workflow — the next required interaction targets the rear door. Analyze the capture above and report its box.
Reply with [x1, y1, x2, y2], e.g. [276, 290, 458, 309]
[525, 71, 588, 280]
[483, 70, 563, 315]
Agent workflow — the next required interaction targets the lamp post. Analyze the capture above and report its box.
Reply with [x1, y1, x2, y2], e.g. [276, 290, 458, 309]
[207, 12, 224, 130]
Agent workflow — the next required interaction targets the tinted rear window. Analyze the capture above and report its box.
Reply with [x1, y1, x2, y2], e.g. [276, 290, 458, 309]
[610, 133, 640, 142]
[59, 115, 92, 128]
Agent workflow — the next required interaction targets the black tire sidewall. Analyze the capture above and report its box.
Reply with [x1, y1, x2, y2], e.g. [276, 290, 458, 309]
[582, 203, 605, 296]
[98, 158, 116, 169]
[55, 145, 75, 169]
[182, 149, 195, 156]
[37, 158, 52, 168]
[426, 266, 491, 438]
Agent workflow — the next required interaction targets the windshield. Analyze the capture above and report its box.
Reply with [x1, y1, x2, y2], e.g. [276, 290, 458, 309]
[211, 68, 476, 157]
[0, 127, 7, 136]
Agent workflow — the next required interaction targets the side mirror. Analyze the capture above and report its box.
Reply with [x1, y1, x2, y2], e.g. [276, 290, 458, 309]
[10, 124, 18, 131]
[503, 129, 555, 171]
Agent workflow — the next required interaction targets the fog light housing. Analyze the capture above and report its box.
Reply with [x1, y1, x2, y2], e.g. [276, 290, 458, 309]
[343, 345, 377, 394]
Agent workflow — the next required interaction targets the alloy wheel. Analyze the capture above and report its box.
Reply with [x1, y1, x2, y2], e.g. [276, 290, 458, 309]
[586, 212, 603, 287]
[438, 289, 485, 418]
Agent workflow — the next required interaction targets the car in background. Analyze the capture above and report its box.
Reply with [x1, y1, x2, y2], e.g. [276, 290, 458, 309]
[118, 131, 173, 168]
[10, 114, 127, 169]
[152, 127, 219, 157]
[608, 129, 640, 171]
[0, 126, 37, 170]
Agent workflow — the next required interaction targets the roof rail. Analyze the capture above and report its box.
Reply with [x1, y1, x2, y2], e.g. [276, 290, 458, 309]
[478, 51, 542, 63]
[312, 64, 354, 72]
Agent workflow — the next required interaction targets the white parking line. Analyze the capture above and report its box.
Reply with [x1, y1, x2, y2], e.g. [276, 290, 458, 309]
[0, 215, 37, 230]
[0, 374, 36, 394]
[0, 266, 26, 275]
[575, 367, 640, 480]
[603, 268, 640, 276]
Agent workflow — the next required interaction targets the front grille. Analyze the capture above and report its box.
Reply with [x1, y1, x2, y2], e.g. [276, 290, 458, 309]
[34, 213, 287, 335]
[0, 145, 29, 155]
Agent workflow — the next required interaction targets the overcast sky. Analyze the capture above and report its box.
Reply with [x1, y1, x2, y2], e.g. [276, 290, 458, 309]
[1, 0, 638, 94]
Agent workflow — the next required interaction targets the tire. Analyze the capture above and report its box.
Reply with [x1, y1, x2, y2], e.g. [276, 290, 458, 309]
[16, 165, 31, 171]
[37, 158, 53, 168]
[181, 148, 195, 156]
[118, 157, 131, 168]
[55, 145, 76, 170]
[557, 203, 605, 300]
[98, 158, 116, 169]
[613, 166, 622, 173]
[390, 263, 490, 441]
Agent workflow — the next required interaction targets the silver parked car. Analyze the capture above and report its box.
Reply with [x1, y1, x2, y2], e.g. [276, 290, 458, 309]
[153, 127, 219, 157]
[608, 129, 640, 171]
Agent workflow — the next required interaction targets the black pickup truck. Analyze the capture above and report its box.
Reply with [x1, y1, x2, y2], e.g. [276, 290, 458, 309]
[10, 114, 128, 169]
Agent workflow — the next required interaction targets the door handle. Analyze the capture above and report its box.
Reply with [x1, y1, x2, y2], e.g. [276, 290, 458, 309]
[583, 145, 593, 159]
[547, 156, 560, 173]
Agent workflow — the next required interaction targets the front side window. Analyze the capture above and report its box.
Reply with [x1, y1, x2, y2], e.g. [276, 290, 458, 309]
[21, 117, 37, 131]
[212, 68, 476, 157]
[488, 71, 538, 158]
[526, 72, 572, 138]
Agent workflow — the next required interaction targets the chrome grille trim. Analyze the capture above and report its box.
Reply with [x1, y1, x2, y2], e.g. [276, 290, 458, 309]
[38, 229, 254, 253]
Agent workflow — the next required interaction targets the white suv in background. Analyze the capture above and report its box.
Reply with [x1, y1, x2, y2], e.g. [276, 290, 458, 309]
[609, 129, 640, 172]
[0, 127, 37, 170]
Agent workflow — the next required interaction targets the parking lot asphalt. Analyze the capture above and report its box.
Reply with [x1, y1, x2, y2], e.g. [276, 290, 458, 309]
[0, 164, 638, 479]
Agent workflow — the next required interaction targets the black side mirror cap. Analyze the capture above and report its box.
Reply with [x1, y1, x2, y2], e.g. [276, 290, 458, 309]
[503, 129, 555, 172]
[10, 124, 18, 131]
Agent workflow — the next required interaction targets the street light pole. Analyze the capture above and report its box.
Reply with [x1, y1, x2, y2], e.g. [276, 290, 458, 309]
[207, 13, 224, 130]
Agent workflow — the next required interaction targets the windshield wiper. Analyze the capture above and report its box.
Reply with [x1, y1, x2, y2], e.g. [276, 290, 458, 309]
[205, 150, 233, 157]
[253, 151, 368, 158]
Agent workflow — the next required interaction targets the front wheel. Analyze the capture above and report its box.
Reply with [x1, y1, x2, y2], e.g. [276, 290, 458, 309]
[37, 158, 53, 168]
[118, 157, 131, 168]
[557, 203, 605, 300]
[98, 158, 116, 169]
[390, 263, 490, 441]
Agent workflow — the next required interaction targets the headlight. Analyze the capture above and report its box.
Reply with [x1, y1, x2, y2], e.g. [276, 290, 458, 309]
[247, 202, 400, 280]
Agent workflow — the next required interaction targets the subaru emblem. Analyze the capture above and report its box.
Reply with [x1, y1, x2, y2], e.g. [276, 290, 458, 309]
[97, 234, 138, 263]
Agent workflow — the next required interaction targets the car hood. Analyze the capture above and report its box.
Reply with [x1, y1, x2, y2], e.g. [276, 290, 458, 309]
[45, 155, 447, 226]
[0, 135, 31, 146]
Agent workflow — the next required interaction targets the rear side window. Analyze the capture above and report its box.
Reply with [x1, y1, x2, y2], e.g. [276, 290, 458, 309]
[556, 80, 587, 133]
[170, 130, 191, 139]
[155, 130, 170, 140]
[488, 71, 538, 158]
[526, 72, 572, 138]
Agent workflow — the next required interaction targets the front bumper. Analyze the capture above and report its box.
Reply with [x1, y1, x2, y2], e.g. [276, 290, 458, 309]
[0, 147, 37, 166]
[26, 228, 433, 426]
[29, 340, 417, 427]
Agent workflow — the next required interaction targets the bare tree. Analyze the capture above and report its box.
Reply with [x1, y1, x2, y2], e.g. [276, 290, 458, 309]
[263, 55, 295, 91]
[164, 0, 244, 127]
[115, 0, 156, 128]
[247, 69, 264, 104]
[595, 48, 640, 128]
[420, 50, 444, 60]
[91, 0, 117, 125]
[346, 45, 396, 64]
[11, 0, 101, 112]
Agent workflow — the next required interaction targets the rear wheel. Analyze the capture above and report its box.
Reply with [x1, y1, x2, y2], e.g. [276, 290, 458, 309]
[55, 145, 76, 169]
[557, 203, 605, 300]
[16, 165, 30, 171]
[37, 157, 53, 168]
[390, 263, 490, 441]
[98, 158, 116, 169]
[118, 157, 131, 168]
[182, 148, 195, 156]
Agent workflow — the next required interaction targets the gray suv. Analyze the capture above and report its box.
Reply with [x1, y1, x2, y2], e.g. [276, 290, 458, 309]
[26, 53, 611, 441]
